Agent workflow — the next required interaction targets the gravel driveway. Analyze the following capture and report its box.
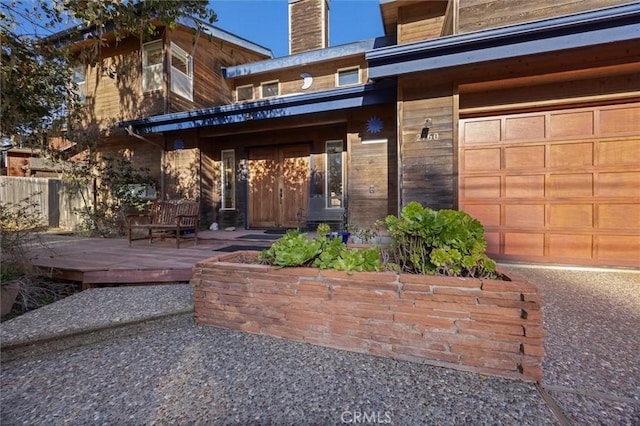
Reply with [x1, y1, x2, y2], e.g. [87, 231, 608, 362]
[1, 265, 638, 425]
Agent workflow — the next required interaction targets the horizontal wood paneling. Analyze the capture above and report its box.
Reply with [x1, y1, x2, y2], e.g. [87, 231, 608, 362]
[458, 0, 633, 33]
[289, 0, 328, 54]
[399, 82, 455, 210]
[398, 1, 448, 44]
[168, 28, 269, 113]
[231, 57, 368, 101]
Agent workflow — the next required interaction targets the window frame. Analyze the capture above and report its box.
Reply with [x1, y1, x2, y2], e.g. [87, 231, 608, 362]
[142, 40, 164, 93]
[72, 64, 86, 103]
[170, 42, 193, 101]
[236, 84, 254, 102]
[336, 66, 360, 87]
[325, 140, 344, 209]
[221, 149, 236, 210]
[260, 80, 279, 98]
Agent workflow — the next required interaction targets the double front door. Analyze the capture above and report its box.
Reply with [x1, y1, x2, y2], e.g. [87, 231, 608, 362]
[248, 144, 310, 228]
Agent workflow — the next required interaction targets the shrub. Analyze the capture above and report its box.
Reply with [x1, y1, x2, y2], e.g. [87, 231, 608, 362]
[258, 230, 382, 274]
[384, 202, 497, 278]
[0, 192, 47, 285]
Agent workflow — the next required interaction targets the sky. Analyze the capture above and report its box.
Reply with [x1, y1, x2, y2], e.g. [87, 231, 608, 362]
[211, 0, 384, 58]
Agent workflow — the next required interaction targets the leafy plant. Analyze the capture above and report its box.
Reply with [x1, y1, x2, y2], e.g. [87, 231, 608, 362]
[383, 202, 497, 278]
[0, 191, 47, 286]
[65, 155, 155, 237]
[346, 223, 379, 243]
[316, 223, 331, 237]
[258, 230, 382, 274]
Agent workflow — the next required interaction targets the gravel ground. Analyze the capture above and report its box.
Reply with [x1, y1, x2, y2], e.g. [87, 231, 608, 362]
[1, 316, 556, 425]
[1, 265, 639, 425]
[503, 265, 640, 426]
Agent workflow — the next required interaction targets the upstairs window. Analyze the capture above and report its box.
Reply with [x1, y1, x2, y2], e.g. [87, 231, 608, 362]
[142, 40, 163, 93]
[170, 42, 193, 101]
[236, 84, 254, 102]
[260, 81, 279, 98]
[72, 65, 86, 102]
[337, 67, 359, 87]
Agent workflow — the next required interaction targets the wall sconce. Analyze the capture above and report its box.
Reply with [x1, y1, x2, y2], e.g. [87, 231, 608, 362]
[420, 118, 432, 140]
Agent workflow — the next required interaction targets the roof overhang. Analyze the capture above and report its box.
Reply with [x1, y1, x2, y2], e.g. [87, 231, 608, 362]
[223, 36, 395, 79]
[118, 79, 397, 135]
[367, 3, 640, 79]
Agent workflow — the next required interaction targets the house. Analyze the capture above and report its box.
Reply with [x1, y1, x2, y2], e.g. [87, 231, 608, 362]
[48, 14, 272, 200]
[116, 0, 637, 268]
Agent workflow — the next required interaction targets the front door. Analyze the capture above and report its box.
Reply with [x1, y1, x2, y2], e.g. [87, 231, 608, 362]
[248, 144, 310, 228]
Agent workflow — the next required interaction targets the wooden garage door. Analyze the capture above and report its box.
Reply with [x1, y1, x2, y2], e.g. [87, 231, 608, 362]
[459, 102, 640, 267]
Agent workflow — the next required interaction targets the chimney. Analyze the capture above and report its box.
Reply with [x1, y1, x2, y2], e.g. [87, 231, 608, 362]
[288, 0, 329, 55]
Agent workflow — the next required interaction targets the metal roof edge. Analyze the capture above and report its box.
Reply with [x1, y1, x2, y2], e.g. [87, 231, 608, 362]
[223, 36, 396, 79]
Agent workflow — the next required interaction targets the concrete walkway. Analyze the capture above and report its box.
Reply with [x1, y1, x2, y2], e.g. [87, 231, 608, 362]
[1, 264, 638, 425]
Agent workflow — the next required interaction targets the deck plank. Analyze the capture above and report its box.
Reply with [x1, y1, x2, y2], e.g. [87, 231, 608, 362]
[27, 234, 270, 286]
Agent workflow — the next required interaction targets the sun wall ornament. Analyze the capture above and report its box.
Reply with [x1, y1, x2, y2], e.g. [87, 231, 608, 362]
[366, 116, 384, 134]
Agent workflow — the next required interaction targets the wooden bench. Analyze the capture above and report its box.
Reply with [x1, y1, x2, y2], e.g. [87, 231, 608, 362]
[127, 200, 199, 249]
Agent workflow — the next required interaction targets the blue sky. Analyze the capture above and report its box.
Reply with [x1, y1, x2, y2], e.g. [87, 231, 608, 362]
[211, 0, 384, 57]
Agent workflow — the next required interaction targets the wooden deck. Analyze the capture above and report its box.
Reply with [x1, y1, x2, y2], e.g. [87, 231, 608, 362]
[28, 232, 275, 289]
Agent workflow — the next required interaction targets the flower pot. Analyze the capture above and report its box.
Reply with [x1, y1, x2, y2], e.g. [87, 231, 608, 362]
[326, 231, 350, 244]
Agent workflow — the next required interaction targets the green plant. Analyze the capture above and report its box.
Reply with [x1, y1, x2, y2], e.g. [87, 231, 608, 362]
[65, 155, 155, 237]
[346, 223, 379, 243]
[316, 223, 331, 237]
[0, 191, 47, 286]
[383, 202, 497, 278]
[258, 230, 382, 274]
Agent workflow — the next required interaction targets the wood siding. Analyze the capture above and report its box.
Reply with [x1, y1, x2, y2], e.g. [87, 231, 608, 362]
[398, 1, 448, 44]
[347, 105, 397, 227]
[167, 28, 270, 113]
[399, 81, 455, 211]
[83, 37, 164, 128]
[231, 57, 368, 102]
[459, 102, 640, 267]
[289, 0, 329, 55]
[458, 0, 634, 33]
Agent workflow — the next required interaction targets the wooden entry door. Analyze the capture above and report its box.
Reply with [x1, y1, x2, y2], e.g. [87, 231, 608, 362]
[248, 144, 310, 228]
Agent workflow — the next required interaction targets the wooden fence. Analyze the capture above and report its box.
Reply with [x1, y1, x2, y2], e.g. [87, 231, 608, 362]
[0, 176, 92, 230]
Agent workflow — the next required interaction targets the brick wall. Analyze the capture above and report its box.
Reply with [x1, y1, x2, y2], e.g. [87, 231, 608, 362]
[192, 252, 545, 382]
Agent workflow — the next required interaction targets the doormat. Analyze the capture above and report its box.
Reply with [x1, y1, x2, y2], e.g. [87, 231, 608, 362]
[263, 229, 293, 235]
[214, 245, 267, 253]
[237, 234, 280, 240]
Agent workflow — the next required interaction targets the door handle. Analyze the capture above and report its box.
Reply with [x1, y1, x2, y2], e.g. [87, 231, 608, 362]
[279, 188, 283, 203]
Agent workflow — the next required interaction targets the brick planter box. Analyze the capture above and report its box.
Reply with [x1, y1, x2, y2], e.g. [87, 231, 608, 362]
[192, 252, 545, 382]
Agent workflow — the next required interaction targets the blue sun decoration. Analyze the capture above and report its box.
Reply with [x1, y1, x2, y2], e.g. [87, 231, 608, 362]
[366, 116, 384, 134]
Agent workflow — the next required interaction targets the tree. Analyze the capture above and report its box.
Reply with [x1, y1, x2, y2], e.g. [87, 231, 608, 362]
[1, 0, 217, 143]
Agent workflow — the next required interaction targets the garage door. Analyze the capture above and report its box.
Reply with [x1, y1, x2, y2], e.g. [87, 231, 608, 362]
[459, 102, 640, 268]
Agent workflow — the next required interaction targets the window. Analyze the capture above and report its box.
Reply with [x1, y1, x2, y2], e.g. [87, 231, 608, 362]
[142, 40, 163, 93]
[72, 65, 86, 102]
[261, 81, 279, 98]
[221, 149, 235, 209]
[236, 84, 253, 102]
[170, 42, 193, 101]
[325, 140, 344, 208]
[337, 67, 359, 87]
